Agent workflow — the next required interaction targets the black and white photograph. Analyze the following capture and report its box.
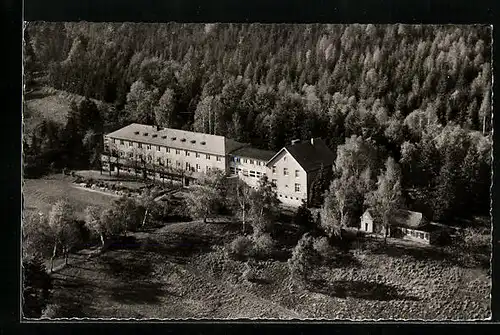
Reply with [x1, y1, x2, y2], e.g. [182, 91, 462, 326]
[22, 22, 493, 320]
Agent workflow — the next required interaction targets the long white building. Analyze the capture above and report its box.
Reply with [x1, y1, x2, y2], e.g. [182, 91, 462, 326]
[101, 123, 335, 207]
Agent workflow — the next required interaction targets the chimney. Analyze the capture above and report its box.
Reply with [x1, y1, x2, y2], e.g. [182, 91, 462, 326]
[291, 139, 300, 145]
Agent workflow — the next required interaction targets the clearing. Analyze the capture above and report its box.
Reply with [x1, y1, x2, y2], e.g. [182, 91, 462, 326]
[23, 174, 117, 220]
[46, 218, 491, 320]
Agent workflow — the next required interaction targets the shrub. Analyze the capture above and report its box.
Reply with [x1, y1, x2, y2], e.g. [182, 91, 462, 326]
[252, 233, 275, 259]
[22, 256, 53, 318]
[227, 235, 254, 260]
[41, 304, 60, 319]
[241, 261, 258, 282]
[288, 233, 315, 283]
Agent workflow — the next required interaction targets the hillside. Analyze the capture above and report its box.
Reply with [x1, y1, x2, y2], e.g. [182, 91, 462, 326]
[46, 219, 490, 319]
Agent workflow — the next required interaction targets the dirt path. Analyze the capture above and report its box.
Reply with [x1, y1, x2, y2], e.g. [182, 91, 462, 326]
[71, 185, 121, 198]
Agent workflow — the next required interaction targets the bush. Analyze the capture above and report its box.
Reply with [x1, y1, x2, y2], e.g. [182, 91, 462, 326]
[227, 235, 254, 260]
[252, 233, 275, 259]
[22, 256, 53, 318]
[288, 233, 315, 283]
[241, 261, 258, 282]
[41, 304, 60, 319]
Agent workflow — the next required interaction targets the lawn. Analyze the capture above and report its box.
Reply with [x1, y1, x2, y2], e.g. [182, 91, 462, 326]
[44, 218, 491, 320]
[23, 175, 117, 220]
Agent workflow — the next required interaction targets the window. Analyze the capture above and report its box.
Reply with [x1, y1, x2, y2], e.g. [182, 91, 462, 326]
[365, 223, 368, 231]
[206, 154, 211, 160]
[243, 169, 249, 176]
[176, 161, 181, 167]
[206, 166, 211, 172]
[147, 145, 151, 150]
[295, 170, 299, 178]
[166, 147, 170, 153]
[128, 152, 133, 158]
[237, 168, 242, 172]
[157, 146, 161, 151]
[129, 141, 133, 147]
[119, 151, 124, 157]
[295, 183, 300, 192]
[120, 140, 124, 145]
[272, 179, 277, 186]
[185, 150, 190, 156]
[176, 149, 180, 155]
[217, 156, 222, 162]
[138, 143, 142, 148]
[425, 233, 429, 240]
[272, 166, 276, 174]
[244, 159, 248, 163]
[196, 152, 200, 158]
[185, 162, 190, 170]
[112, 139, 116, 144]
[250, 159, 254, 165]
[166, 159, 171, 166]
[283, 168, 289, 176]
[250, 170, 256, 177]
[257, 161, 261, 166]
[196, 164, 200, 171]
[256, 171, 261, 177]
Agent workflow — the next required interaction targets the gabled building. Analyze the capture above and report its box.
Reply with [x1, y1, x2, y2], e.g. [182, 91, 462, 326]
[101, 124, 335, 207]
[265, 138, 336, 207]
[359, 208, 445, 244]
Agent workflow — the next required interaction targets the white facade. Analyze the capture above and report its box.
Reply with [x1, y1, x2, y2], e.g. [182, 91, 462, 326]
[103, 124, 334, 208]
[228, 156, 268, 188]
[266, 150, 308, 207]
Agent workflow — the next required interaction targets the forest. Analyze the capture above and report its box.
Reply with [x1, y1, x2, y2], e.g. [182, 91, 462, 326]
[23, 22, 492, 225]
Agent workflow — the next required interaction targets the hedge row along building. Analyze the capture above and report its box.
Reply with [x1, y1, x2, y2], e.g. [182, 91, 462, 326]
[101, 123, 335, 207]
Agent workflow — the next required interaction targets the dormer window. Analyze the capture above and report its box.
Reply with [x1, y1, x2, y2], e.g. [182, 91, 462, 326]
[172, 137, 176, 141]
[134, 131, 139, 135]
[190, 140, 196, 144]
[143, 132, 148, 136]
[161, 136, 167, 139]
[200, 141, 206, 145]
[181, 138, 186, 142]
[152, 134, 158, 138]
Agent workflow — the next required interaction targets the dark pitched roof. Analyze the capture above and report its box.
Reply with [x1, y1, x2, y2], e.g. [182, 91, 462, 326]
[106, 123, 246, 156]
[230, 146, 276, 161]
[364, 208, 427, 229]
[279, 138, 335, 172]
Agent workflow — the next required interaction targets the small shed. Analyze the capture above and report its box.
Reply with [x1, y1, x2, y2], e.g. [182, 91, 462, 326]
[360, 208, 444, 245]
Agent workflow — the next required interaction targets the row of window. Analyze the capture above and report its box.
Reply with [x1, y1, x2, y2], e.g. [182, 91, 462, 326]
[271, 166, 300, 177]
[230, 167, 264, 178]
[232, 157, 264, 166]
[402, 228, 430, 241]
[110, 138, 222, 161]
[278, 194, 301, 201]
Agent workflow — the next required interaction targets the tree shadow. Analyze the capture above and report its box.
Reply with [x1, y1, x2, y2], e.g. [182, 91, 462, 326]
[142, 233, 221, 260]
[108, 281, 168, 305]
[308, 278, 420, 301]
[365, 238, 491, 270]
[329, 252, 362, 269]
[50, 276, 98, 318]
[100, 253, 154, 280]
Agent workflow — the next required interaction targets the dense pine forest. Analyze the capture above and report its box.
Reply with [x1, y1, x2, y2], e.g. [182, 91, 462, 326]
[23, 22, 492, 225]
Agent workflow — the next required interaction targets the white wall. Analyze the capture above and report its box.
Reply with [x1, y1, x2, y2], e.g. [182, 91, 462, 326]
[106, 135, 227, 178]
[266, 150, 307, 207]
[229, 156, 268, 188]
